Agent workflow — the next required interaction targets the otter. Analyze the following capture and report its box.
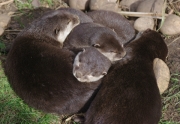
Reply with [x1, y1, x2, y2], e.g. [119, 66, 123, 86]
[84, 29, 168, 124]
[87, 10, 136, 45]
[4, 11, 102, 115]
[19, 9, 80, 47]
[57, 7, 93, 23]
[73, 47, 111, 82]
[63, 22, 126, 62]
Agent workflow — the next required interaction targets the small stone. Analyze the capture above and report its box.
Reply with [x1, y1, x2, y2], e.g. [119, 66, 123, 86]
[0, 26, 4, 36]
[153, 58, 170, 94]
[160, 14, 180, 36]
[0, 14, 11, 28]
[68, 0, 90, 10]
[136, 0, 164, 14]
[134, 17, 154, 32]
[90, 0, 119, 12]
[32, 0, 41, 8]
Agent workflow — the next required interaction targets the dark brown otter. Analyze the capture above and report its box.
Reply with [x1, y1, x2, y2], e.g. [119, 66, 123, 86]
[84, 29, 168, 124]
[87, 10, 136, 45]
[4, 11, 101, 115]
[63, 22, 126, 62]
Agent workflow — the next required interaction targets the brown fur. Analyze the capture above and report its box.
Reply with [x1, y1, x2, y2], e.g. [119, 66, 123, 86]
[84, 29, 168, 124]
[87, 10, 136, 45]
[19, 9, 79, 45]
[4, 11, 101, 115]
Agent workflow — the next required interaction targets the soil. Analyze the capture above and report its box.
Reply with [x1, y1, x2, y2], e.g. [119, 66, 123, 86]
[0, 1, 179, 123]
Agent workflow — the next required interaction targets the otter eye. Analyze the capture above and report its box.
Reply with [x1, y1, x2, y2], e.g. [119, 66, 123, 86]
[102, 72, 107, 76]
[92, 44, 100, 48]
[54, 29, 60, 35]
[67, 19, 71, 24]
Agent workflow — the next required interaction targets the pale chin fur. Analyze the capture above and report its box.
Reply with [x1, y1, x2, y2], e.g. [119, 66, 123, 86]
[74, 73, 104, 83]
[57, 21, 79, 45]
[100, 52, 122, 62]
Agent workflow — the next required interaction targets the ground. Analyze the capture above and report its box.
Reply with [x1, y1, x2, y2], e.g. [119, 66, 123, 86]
[0, 0, 179, 124]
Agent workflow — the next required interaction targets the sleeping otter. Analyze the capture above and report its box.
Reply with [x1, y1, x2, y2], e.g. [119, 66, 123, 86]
[73, 47, 111, 82]
[4, 11, 102, 115]
[19, 9, 80, 47]
[87, 10, 136, 45]
[63, 22, 126, 62]
[84, 29, 168, 124]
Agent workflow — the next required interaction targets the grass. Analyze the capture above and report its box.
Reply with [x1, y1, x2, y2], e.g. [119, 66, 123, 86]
[160, 73, 180, 124]
[0, 62, 61, 124]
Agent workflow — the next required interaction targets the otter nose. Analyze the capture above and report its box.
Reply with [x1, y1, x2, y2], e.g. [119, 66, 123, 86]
[75, 71, 82, 78]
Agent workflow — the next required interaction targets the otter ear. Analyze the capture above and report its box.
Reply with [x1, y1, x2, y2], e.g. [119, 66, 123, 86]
[92, 44, 100, 48]
[102, 72, 107, 76]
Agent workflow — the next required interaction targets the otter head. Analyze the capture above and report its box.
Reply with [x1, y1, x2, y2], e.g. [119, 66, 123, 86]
[35, 10, 80, 46]
[73, 47, 111, 82]
[91, 33, 126, 62]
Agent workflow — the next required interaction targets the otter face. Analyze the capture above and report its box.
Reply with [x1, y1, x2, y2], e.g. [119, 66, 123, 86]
[57, 17, 80, 45]
[73, 48, 111, 82]
[91, 34, 126, 62]
[36, 10, 80, 45]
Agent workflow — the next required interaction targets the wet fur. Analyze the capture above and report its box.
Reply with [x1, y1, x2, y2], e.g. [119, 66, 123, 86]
[84, 30, 168, 124]
[87, 10, 135, 45]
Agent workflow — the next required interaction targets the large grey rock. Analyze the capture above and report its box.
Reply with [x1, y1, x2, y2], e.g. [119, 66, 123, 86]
[153, 58, 170, 94]
[69, 0, 90, 10]
[0, 14, 11, 28]
[136, 0, 164, 14]
[90, 0, 119, 12]
[160, 14, 180, 36]
[120, 0, 141, 7]
[134, 17, 154, 32]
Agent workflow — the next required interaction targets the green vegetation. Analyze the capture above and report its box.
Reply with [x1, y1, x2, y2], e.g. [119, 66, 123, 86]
[0, 62, 60, 124]
[14, 0, 33, 10]
[160, 73, 180, 124]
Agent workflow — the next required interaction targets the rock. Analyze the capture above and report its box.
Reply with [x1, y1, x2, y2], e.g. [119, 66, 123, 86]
[32, 0, 41, 8]
[68, 0, 90, 10]
[120, 0, 140, 7]
[160, 14, 180, 36]
[0, 14, 11, 28]
[134, 17, 154, 32]
[153, 58, 170, 94]
[90, 0, 119, 12]
[136, 0, 164, 14]
[0, 26, 4, 36]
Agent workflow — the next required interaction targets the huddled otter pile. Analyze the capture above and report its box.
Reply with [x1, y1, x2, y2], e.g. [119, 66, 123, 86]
[4, 7, 169, 124]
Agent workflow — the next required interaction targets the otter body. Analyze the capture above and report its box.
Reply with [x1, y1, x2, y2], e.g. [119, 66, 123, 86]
[84, 30, 168, 124]
[63, 22, 126, 62]
[73, 47, 111, 82]
[87, 10, 135, 45]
